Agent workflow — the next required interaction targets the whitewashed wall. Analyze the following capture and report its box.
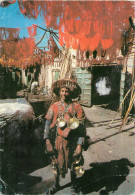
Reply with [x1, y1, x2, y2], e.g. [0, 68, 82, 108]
[38, 64, 45, 87]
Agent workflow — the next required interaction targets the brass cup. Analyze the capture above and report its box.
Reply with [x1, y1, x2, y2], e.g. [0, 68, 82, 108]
[56, 118, 66, 128]
[74, 166, 85, 177]
[67, 118, 79, 130]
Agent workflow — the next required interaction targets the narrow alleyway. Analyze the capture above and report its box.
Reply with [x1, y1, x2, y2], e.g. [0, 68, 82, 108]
[17, 106, 135, 195]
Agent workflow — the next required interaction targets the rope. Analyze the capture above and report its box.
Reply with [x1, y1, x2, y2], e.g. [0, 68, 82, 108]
[35, 31, 46, 46]
[37, 25, 58, 35]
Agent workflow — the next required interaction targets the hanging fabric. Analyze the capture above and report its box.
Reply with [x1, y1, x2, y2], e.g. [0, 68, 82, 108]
[74, 19, 82, 34]
[88, 33, 100, 51]
[7, 28, 20, 40]
[59, 29, 64, 47]
[1, 37, 35, 68]
[101, 38, 114, 50]
[64, 19, 74, 34]
[71, 36, 79, 50]
[27, 24, 37, 37]
[81, 20, 91, 35]
[77, 35, 89, 51]
[16, 0, 134, 52]
[0, 0, 134, 67]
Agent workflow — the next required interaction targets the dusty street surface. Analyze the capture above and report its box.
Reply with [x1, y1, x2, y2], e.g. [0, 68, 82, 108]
[22, 106, 135, 195]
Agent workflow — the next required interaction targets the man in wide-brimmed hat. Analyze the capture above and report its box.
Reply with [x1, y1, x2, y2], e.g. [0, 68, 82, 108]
[44, 79, 86, 194]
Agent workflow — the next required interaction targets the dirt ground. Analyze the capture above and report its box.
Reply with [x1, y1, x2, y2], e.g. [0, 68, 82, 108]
[20, 105, 134, 195]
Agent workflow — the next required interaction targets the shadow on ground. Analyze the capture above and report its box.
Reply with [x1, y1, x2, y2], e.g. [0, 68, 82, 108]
[11, 158, 134, 195]
[2, 144, 135, 195]
[75, 158, 135, 195]
[24, 158, 135, 195]
[85, 118, 94, 128]
[1, 114, 134, 194]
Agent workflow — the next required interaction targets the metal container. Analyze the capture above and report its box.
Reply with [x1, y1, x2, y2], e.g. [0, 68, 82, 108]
[74, 166, 85, 177]
[72, 153, 85, 177]
[67, 117, 79, 130]
[56, 117, 66, 128]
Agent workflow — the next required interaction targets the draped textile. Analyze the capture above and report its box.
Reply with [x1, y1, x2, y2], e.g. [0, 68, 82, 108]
[0, 28, 20, 40]
[0, 1, 134, 67]
[17, 1, 134, 51]
[27, 24, 37, 37]
[1, 38, 35, 68]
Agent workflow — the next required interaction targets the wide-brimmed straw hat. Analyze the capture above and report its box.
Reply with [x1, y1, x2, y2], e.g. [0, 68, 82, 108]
[52, 79, 81, 98]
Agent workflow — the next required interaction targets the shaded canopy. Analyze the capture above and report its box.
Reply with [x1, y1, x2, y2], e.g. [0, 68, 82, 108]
[0, 1, 134, 68]
[0, 37, 35, 68]
[17, 1, 134, 51]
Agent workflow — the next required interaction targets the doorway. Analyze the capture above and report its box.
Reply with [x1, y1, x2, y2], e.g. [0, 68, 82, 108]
[91, 66, 122, 110]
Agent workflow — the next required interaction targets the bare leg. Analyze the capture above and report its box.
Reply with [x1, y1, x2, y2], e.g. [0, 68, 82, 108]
[54, 171, 60, 188]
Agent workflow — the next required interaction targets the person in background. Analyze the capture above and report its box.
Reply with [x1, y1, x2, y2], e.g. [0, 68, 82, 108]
[44, 79, 86, 195]
[31, 81, 38, 95]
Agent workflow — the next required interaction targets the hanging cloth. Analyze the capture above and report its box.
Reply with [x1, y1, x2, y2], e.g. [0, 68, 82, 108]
[101, 38, 114, 50]
[88, 33, 100, 51]
[7, 28, 20, 40]
[27, 24, 37, 37]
